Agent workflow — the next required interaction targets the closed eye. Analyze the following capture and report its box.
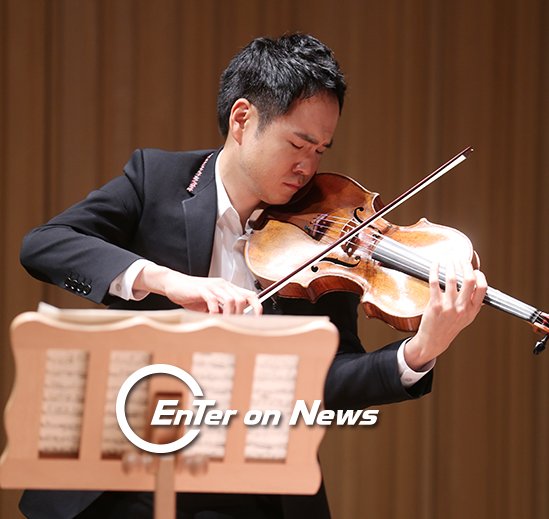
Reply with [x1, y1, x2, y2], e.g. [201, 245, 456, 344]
[289, 142, 303, 150]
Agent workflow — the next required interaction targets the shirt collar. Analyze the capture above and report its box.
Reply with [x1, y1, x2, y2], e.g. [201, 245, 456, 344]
[214, 150, 244, 235]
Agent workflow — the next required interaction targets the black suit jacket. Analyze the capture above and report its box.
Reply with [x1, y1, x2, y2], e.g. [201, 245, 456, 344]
[19, 148, 432, 518]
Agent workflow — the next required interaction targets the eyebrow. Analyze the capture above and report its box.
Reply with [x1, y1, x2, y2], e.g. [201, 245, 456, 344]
[293, 132, 333, 149]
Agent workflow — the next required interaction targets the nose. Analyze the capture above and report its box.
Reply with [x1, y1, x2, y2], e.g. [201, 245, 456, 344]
[293, 157, 318, 178]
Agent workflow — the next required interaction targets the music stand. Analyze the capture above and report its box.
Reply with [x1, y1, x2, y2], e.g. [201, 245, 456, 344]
[0, 306, 338, 518]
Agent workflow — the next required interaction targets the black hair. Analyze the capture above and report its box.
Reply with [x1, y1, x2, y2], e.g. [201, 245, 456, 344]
[217, 33, 346, 138]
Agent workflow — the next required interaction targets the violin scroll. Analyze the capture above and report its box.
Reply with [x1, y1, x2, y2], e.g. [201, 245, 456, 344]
[533, 312, 549, 354]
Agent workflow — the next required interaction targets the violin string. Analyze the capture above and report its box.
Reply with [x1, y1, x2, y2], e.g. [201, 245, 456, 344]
[371, 237, 538, 321]
[377, 239, 537, 320]
[377, 241, 537, 320]
[309, 217, 532, 320]
[301, 217, 539, 322]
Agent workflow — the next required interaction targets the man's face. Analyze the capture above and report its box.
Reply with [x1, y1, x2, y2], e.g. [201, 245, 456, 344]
[237, 92, 340, 208]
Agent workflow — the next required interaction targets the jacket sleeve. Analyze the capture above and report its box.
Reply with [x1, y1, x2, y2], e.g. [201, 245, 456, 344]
[20, 150, 147, 305]
[277, 292, 433, 410]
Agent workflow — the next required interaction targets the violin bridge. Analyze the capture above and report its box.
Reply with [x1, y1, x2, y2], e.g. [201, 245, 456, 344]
[304, 213, 329, 241]
[341, 235, 361, 258]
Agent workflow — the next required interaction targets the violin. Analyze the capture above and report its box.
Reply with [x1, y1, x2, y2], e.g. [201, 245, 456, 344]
[245, 149, 549, 354]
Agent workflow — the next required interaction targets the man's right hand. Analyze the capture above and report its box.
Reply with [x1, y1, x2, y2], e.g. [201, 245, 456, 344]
[134, 264, 263, 315]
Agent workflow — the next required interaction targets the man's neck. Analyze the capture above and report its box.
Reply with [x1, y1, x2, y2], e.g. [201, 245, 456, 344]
[217, 147, 258, 227]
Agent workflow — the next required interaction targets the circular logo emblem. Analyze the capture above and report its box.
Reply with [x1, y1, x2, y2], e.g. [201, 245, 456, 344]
[116, 364, 203, 454]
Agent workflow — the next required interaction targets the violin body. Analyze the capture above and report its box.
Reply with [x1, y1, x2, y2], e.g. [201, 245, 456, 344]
[246, 173, 478, 332]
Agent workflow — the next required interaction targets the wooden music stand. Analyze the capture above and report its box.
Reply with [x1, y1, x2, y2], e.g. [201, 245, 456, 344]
[0, 305, 338, 518]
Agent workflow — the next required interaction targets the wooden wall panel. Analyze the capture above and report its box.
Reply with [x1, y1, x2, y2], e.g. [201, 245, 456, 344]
[97, 0, 136, 182]
[1, 1, 48, 516]
[177, 1, 221, 149]
[1, 1, 548, 518]
[533, 6, 549, 516]
[134, 0, 181, 148]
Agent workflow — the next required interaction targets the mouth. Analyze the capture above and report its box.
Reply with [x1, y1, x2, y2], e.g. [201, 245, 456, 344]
[282, 182, 302, 191]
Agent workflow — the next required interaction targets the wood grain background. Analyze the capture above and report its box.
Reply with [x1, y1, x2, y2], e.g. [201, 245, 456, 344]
[1, 1, 548, 517]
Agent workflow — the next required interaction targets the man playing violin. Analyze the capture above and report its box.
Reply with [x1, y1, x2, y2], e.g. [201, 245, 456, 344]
[20, 33, 487, 519]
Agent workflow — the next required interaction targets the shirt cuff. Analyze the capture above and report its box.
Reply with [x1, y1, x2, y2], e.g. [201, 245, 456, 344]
[397, 338, 436, 388]
[109, 259, 156, 301]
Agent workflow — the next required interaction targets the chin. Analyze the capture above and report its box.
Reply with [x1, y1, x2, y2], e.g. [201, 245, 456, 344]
[272, 194, 295, 206]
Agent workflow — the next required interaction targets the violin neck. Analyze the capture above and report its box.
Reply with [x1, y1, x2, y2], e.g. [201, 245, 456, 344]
[372, 236, 544, 328]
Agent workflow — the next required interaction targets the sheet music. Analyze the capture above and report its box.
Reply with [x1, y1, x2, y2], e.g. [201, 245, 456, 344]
[101, 351, 151, 455]
[39, 350, 88, 454]
[245, 354, 298, 460]
[184, 352, 235, 458]
[38, 349, 298, 460]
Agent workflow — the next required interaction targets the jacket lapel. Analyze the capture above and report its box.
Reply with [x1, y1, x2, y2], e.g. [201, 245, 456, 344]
[181, 150, 219, 277]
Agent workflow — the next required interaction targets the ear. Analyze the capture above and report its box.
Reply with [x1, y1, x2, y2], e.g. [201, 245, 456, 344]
[228, 98, 253, 144]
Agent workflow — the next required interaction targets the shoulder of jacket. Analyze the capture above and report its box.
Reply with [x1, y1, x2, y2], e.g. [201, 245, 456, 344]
[122, 147, 214, 179]
[140, 148, 216, 163]
[139, 148, 216, 179]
